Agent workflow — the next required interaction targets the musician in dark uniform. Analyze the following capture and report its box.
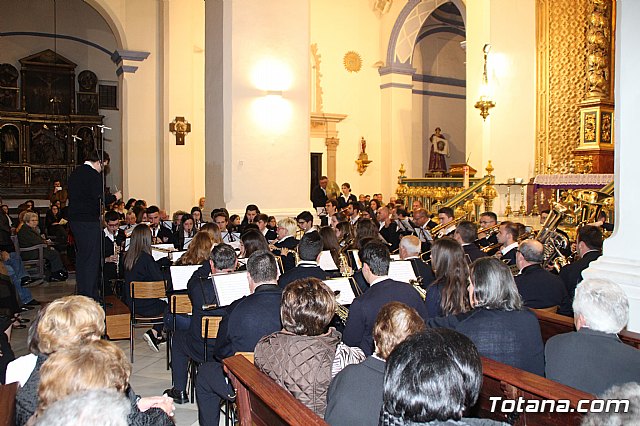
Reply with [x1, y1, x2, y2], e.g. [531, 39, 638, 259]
[559, 225, 603, 304]
[398, 235, 434, 288]
[147, 205, 174, 245]
[453, 221, 486, 263]
[337, 182, 357, 210]
[376, 206, 400, 252]
[496, 221, 519, 266]
[277, 232, 326, 288]
[68, 150, 121, 301]
[270, 217, 299, 272]
[411, 208, 432, 253]
[477, 212, 499, 253]
[434, 207, 457, 238]
[311, 175, 329, 224]
[103, 210, 125, 294]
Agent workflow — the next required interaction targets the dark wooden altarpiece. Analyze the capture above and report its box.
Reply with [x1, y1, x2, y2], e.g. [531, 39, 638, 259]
[0, 49, 104, 198]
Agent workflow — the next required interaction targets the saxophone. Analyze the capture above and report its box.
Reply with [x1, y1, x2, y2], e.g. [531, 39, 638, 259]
[409, 277, 426, 301]
[339, 252, 353, 277]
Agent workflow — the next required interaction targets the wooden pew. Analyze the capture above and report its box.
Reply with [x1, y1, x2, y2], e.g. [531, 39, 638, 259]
[0, 382, 19, 426]
[533, 309, 640, 349]
[473, 357, 595, 425]
[223, 355, 328, 426]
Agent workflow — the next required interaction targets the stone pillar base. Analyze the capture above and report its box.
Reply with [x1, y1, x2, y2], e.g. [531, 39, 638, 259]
[582, 256, 640, 332]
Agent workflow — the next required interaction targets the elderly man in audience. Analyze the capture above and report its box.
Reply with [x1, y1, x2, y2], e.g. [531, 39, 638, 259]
[342, 240, 428, 356]
[429, 257, 544, 375]
[514, 239, 570, 313]
[164, 244, 237, 404]
[380, 329, 503, 426]
[453, 220, 486, 263]
[255, 277, 365, 416]
[545, 278, 640, 395]
[195, 250, 283, 426]
[277, 232, 327, 288]
[325, 302, 425, 426]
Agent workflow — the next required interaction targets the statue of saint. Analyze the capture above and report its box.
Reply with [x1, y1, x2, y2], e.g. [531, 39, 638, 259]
[428, 127, 449, 174]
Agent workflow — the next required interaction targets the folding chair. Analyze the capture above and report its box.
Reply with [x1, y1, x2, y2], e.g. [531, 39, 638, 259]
[12, 236, 46, 279]
[129, 280, 166, 363]
[167, 293, 192, 370]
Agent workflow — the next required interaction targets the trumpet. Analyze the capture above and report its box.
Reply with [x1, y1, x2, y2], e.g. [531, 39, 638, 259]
[480, 242, 502, 253]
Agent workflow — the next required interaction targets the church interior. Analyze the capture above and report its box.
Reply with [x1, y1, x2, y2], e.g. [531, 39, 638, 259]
[1, 0, 640, 424]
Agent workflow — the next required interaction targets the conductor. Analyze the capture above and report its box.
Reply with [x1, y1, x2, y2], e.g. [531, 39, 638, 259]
[68, 150, 121, 301]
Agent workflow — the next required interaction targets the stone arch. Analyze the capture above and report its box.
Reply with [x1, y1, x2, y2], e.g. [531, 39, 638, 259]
[82, 0, 128, 50]
[386, 0, 466, 67]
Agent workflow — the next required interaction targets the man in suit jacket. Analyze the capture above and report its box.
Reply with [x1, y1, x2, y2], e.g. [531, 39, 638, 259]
[196, 251, 283, 426]
[514, 240, 570, 312]
[311, 176, 329, 222]
[278, 231, 326, 288]
[377, 206, 400, 252]
[147, 206, 175, 245]
[496, 221, 519, 266]
[411, 208, 433, 254]
[164, 244, 237, 404]
[545, 278, 640, 395]
[342, 241, 428, 355]
[399, 235, 434, 288]
[559, 225, 603, 302]
[453, 220, 487, 263]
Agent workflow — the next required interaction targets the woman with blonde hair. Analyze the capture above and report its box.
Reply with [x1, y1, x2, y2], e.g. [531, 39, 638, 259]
[270, 217, 299, 272]
[199, 222, 222, 245]
[15, 295, 174, 426]
[174, 231, 213, 266]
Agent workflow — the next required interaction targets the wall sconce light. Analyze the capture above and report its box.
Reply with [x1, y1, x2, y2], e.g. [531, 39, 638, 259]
[265, 90, 283, 97]
[474, 44, 495, 121]
[169, 116, 191, 145]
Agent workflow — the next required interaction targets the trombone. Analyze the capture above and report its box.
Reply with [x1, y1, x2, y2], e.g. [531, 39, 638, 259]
[431, 216, 466, 239]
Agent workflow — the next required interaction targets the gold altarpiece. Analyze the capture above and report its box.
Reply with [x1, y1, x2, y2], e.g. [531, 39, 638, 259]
[536, 0, 615, 175]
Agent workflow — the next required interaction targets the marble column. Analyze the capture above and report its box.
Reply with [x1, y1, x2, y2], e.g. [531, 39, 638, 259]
[582, 0, 640, 332]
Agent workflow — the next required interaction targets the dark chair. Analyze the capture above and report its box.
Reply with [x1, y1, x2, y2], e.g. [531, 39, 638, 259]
[129, 280, 166, 363]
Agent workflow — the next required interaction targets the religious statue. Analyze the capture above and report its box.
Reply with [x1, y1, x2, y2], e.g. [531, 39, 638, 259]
[428, 127, 449, 174]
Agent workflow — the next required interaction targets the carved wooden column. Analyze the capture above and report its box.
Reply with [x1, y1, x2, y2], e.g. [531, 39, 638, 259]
[575, 0, 616, 173]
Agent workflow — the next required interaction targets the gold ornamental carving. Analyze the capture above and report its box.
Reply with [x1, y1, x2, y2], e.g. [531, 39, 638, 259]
[310, 44, 324, 113]
[343, 51, 362, 73]
[536, 0, 589, 174]
[585, 0, 614, 101]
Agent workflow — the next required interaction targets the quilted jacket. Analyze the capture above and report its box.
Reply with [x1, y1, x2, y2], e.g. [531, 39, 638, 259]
[255, 328, 363, 416]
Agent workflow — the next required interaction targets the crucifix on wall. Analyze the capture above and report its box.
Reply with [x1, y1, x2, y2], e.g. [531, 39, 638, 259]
[169, 116, 191, 145]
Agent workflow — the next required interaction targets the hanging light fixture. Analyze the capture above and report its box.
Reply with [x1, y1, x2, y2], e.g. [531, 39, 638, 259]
[474, 44, 495, 121]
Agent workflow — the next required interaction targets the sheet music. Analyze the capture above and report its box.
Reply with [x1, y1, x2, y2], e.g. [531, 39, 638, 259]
[319, 250, 338, 271]
[183, 237, 193, 249]
[388, 260, 417, 283]
[212, 271, 251, 307]
[151, 244, 175, 261]
[351, 250, 362, 270]
[170, 265, 200, 290]
[324, 278, 356, 305]
[390, 254, 401, 261]
[170, 250, 187, 262]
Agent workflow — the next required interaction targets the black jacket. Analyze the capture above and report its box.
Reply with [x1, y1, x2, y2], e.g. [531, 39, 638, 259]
[462, 243, 487, 263]
[429, 308, 544, 376]
[213, 284, 282, 360]
[515, 264, 570, 312]
[123, 252, 166, 316]
[337, 193, 357, 210]
[278, 262, 327, 289]
[311, 186, 329, 208]
[68, 164, 116, 222]
[559, 250, 601, 300]
[272, 236, 299, 272]
[379, 222, 400, 253]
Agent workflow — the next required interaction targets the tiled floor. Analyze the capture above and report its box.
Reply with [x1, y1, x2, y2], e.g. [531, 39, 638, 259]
[9, 276, 215, 426]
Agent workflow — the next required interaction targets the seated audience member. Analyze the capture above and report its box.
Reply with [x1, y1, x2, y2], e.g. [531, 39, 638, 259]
[190, 206, 204, 229]
[255, 278, 365, 416]
[30, 340, 173, 426]
[32, 389, 131, 426]
[559, 225, 603, 301]
[44, 204, 67, 253]
[318, 226, 341, 273]
[581, 382, 640, 425]
[453, 220, 486, 262]
[398, 235, 434, 286]
[514, 239, 570, 313]
[424, 237, 471, 319]
[146, 206, 174, 245]
[199, 222, 223, 245]
[174, 213, 196, 250]
[278, 231, 327, 288]
[377, 206, 400, 252]
[18, 212, 68, 282]
[325, 302, 425, 426]
[164, 244, 237, 404]
[428, 257, 544, 375]
[255, 213, 277, 241]
[15, 296, 171, 426]
[496, 221, 519, 265]
[123, 224, 167, 351]
[342, 240, 428, 356]
[174, 232, 213, 267]
[196, 251, 283, 426]
[296, 210, 316, 234]
[380, 329, 503, 426]
[6, 310, 41, 387]
[545, 278, 640, 395]
[270, 217, 299, 272]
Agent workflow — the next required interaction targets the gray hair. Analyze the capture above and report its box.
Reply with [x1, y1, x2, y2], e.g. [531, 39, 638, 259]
[470, 258, 523, 311]
[247, 250, 278, 284]
[33, 389, 130, 426]
[399, 235, 421, 257]
[518, 240, 544, 264]
[573, 278, 628, 334]
[581, 382, 640, 425]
